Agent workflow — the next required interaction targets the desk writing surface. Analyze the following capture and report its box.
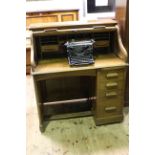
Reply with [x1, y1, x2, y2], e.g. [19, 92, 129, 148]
[32, 53, 127, 75]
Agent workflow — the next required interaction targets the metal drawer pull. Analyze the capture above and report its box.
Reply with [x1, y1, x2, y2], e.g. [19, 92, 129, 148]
[105, 92, 117, 97]
[106, 82, 118, 88]
[105, 106, 117, 112]
[106, 73, 118, 78]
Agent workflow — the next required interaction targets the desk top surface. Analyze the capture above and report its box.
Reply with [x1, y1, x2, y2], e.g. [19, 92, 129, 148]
[32, 53, 127, 75]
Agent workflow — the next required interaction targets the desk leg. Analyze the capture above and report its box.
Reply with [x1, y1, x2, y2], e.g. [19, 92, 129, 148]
[33, 77, 44, 132]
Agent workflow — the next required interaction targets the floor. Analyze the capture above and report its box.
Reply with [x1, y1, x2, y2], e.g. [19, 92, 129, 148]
[26, 75, 129, 155]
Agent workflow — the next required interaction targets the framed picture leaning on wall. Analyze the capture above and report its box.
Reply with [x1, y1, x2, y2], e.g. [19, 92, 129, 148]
[84, 0, 116, 20]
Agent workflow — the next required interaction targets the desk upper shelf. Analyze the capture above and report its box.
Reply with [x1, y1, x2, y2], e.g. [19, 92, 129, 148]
[29, 19, 117, 31]
[32, 53, 127, 75]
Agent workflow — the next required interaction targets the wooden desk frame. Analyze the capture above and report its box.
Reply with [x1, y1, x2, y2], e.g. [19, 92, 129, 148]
[30, 20, 128, 132]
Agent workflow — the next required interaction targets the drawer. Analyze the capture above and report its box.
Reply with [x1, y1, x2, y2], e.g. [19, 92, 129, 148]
[96, 90, 124, 116]
[97, 90, 123, 101]
[103, 105, 122, 117]
[98, 68, 126, 81]
[96, 104, 122, 118]
[97, 95, 123, 115]
[102, 90, 124, 107]
[99, 80, 125, 91]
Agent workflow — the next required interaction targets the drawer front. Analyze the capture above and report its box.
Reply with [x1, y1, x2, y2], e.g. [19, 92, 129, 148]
[103, 93, 124, 108]
[98, 68, 126, 81]
[97, 99, 123, 117]
[103, 105, 122, 117]
[97, 90, 123, 102]
[95, 67, 126, 119]
[96, 104, 122, 118]
[96, 90, 124, 117]
[99, 80, 125, 91]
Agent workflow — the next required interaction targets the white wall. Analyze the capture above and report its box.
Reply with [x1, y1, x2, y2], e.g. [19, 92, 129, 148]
[26, 0, 84, 19]
[26, 0, 83, 11]
[26, 0, 127, 20]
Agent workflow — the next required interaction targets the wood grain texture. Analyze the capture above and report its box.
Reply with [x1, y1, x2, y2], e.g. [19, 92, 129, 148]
[115, 25, 128, 62]
[116, 3, 129, 107]
[124, 0, 129, 107]
[26, 10, 79, 28]
[26, 48, 31, 65]
[94, 67, 126, 124]
[26, 10, 79, 74]
[116, 6, 126, 45]
[26, 65, 31, 75]
[30, 20, 128, 132]
[33, 54, 127, 75]
[29, 19, 117, 30]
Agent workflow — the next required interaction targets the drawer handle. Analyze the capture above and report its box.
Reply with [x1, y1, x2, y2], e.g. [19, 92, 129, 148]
[105, 106, 117, 112]
[106, 73, 118, 78]
[106, 82, 118, 88]
[105, 92, 117, 97]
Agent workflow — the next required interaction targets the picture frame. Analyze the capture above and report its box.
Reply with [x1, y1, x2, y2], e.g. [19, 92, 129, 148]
[84, 0, 116, 20]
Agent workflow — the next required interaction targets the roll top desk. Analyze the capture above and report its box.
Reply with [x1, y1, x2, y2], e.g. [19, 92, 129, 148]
[29, 19, 128, 132]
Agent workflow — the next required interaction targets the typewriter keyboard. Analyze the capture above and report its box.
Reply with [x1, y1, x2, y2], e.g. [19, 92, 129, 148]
[69, 56, 94, 65]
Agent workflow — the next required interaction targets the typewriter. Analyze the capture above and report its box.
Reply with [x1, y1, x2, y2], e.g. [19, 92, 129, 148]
[65, 40, 95, 66]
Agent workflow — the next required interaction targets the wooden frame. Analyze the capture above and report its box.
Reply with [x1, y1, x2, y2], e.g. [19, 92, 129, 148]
[84, 0, 116, 19]
[30, 20, 128, 132]
[87, 0, 116, 13]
